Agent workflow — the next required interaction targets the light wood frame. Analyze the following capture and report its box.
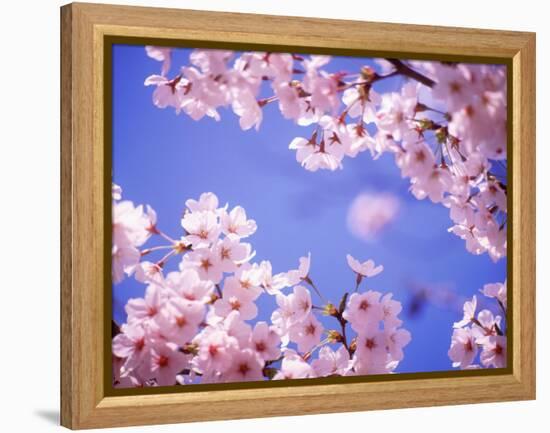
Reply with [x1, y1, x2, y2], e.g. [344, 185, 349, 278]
[60, 2, 536, 429]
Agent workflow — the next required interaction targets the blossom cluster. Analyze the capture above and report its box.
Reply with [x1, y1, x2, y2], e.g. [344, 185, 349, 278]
[112, 188, 411, 387]
[144, 48, 507, 263]
[448, 281, 507, 369]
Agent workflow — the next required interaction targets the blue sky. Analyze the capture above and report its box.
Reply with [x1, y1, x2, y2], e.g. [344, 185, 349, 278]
[111, 44, 507, 374]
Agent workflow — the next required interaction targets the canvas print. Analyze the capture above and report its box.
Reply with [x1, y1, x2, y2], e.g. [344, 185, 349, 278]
[110, 44, 508, 389]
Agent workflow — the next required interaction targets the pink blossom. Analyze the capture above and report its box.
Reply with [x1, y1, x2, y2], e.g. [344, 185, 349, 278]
[410, 166, 453, 203]
[112, 244, 140, 284]
[376, 82, 418, 141]
[112, 323, 148, 372]
[113, 190, 413, 385]
[472, 309, 501, 340]
[257, 260, 291, 295]
[273, 81, 302, 120]
[396, 141, 436, 179]
[311, 346, 352, 377]
[346, 254, 383, 278]
[431, 63, 473, 111]
[180, 248, 223, 283]
[289, 313, 323, 353]
[385, 328, 411, 361]
[448, 225, 486, 255]
[444, 195, 475, 226]
[233, 266, 263, 300]
[150, 341, 190, 386]
[165, 269, 214, 303]
[300, 146, 343, 172]
[342, 84, 381, 124]
[343, 291, 384, 333]
[144, 74, 187, 111]
[289, 136, 315, 166]
[381, 293, 404, 329]
[285, 253, 311, 286]
[112, 183, 122, 201]
[272, 285, 312, 333]
[479, 335, 507, 368]
[113, 200, 151, 247]
[145, 46, 172, 76]
[453, 295, 477, 328]
[463, 152, 490, 179]
[343, 123, 376, 158]
[273, 350, 315, 380]
[251, 322, 281, 361]
[194, 328, 237, 375]
[181, 210, 220, 248]
[223, 349, 264, 382]
[190, 49, 233, 76]
[221, 311, 253, 348]
[125, 284, 164, 325]
[448, 328, 478, 369]
[479, 181, 507, 212]
[185, 192, 220, 213]
[481, 281, 507, 308]
[220, 205, 257, 238]
[214, 277, 258, 320]
[179, 67, 225, 121]
[214, 237, 253, 273]
[134, 261, 164, 285]
[154, 298, 204, 345]
[346, 192, 400, 241]
[302, 56, 340, 113]
[354, 329, 388, 370]
[231, 91, 262, 131]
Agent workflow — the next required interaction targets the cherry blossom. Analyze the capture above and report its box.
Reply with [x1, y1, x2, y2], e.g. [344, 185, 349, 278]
[220, 205, 257, 238]
[113, 48, 509, 386]
[214, 276, 258, 320]
[251, 322, 281, 361]
[354, 328, 390, 373]
[311, 346, 352, 377]
[481, 281, 507, 308]
[273, 350, 315, 380]
[149, 341, 190, 386]
[479, 335, 507, 368]
[453, 295, 477, 328]
[112, 190, 411, 386]
[185, 192, 220, 213]
[449, 281, 507, 369]
[145, 45, 172, 76]
[346, 192, 400, 241]
[343, 291, 384, 333]
[288, 313, 324, 353]
[224, 349, 264, 382]
[285, 253, 312, 286]
[448, 328, 478, 369]
[346, 254, 384, 278]
[142, 48, 507, 265]
[181, 210, 221, 248]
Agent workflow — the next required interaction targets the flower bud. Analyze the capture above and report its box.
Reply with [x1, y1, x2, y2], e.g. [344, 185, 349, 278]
[323, 303, 338, 316]
[327, 330, 344, 343]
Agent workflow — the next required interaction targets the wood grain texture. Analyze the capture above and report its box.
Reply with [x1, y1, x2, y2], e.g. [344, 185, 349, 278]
[60, 2, 536, 429]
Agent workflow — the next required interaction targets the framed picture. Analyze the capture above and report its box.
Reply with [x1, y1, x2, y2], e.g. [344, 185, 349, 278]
[60, 2, 536, 429]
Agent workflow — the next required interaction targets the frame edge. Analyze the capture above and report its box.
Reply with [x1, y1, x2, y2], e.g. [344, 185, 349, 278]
[60, 3, 74, 430]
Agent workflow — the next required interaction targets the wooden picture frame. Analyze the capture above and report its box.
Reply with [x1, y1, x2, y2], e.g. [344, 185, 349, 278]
[60, 2, 536, 429]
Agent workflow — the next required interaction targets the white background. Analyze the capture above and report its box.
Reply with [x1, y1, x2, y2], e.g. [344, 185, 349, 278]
[0, 0, 546, 431]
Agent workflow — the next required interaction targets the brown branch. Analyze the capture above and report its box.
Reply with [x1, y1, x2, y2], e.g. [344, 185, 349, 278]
[387, 59, 436, 88]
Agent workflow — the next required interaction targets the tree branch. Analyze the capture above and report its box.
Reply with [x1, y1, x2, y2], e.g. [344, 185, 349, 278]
[387, 59, 436, 88]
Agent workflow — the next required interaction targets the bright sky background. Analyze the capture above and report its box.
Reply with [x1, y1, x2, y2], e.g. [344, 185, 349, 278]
[111, 44, 507, 374]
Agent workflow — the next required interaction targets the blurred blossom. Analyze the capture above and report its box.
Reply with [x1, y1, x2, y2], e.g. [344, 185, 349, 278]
[346, 192, 400, 242]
